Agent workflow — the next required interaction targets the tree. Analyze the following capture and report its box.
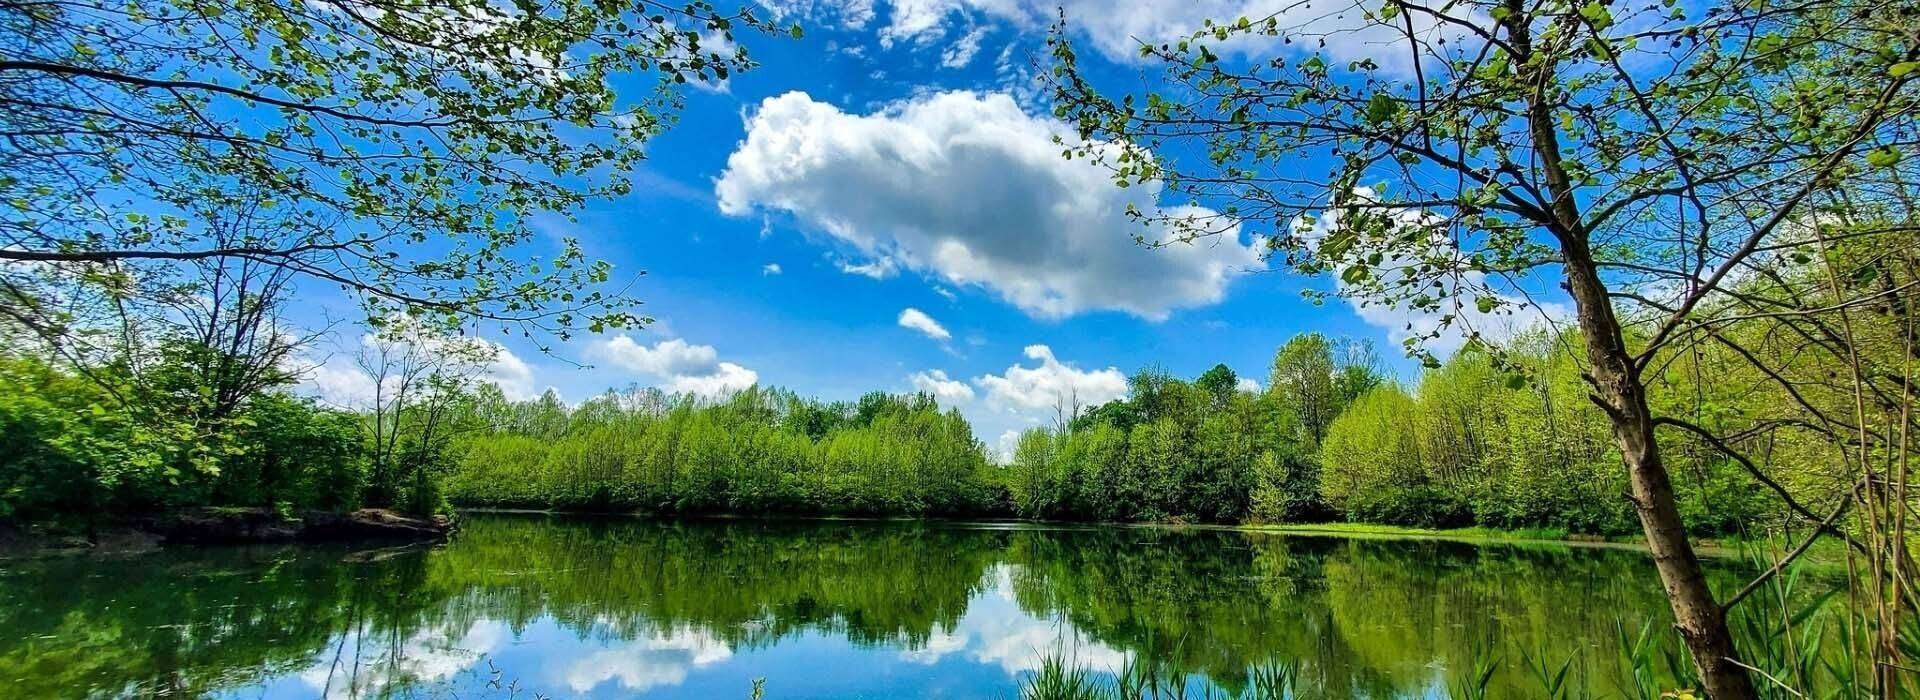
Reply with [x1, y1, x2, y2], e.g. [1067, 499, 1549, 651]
[353, 321, 496, 513]
[1, 0, 790, 351]
[1195, 363, 1240, 409]
[1268, 333, 1339, 446]
[1332, 339, 1384, 407]
[1048, 0, 1919, 694]
[1319, 384, 1422, 512]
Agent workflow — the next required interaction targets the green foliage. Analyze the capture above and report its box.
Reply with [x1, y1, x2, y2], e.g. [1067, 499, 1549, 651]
[213, 393, 367, 513]
[1, 0, 792, 343]
[444, 387, 1000, 517]
[0, 355, 163, 523]
[1021, 653, 1104, 700]
[1013, 337, 1386, 524]
[1319, 383, 1421, 512]
[1268, 333, 1340, 446]
[1, 326, 1808, 537]
[1248, 444, 1327, 522]
[0, 351, 376, 526]
[1314, 336, 1795, 536]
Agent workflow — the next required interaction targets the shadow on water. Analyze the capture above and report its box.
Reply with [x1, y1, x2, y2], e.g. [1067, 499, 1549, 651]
[0, 513, 1845, 698]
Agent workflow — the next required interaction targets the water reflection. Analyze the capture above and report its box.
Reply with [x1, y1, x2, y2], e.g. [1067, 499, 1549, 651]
[0, 515, 1828, 698]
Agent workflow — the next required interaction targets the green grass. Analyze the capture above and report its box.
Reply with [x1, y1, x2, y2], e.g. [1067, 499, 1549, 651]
[1236, 521, 1575, 543]
[1233, 521, 1859, 570]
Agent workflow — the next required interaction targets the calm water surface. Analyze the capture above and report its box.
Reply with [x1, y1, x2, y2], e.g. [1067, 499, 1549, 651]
[0, 514, 1815, 698]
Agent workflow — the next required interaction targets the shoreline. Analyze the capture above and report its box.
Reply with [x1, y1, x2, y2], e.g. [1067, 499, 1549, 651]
[0, 507, 453, 559]
[7, 504, 1838, 567]
[451, 507, 1794, 559]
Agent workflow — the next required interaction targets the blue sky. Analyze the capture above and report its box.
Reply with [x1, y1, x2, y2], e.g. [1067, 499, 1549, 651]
[298, 0, 1507, 453]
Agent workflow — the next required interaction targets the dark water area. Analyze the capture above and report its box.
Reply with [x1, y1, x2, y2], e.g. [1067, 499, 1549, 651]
[0, 514, 1836, 698]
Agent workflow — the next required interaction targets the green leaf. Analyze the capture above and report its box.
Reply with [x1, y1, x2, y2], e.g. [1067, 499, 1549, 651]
[1364, 93, 1401, 125]
[1865, 147, 1902, 168]
[1852, 265, 1880, 285]
[1891, 62, 1919, 78]
[1578, 1, 1612, 30]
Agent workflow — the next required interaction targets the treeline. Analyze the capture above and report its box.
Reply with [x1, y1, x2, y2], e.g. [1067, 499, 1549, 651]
[0, 327, 1795, 538]
[1006, 333, 1772, 536]
[446, 387, 1000, 515]
[440, 331, 1786, 536]
[1003, 336, 1375, 524]
[1317, 340, 1769, 534]
[3, 299, 501, 526]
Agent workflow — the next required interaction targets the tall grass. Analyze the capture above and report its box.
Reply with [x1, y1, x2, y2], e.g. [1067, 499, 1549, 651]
[1020, 654, 1297, 700]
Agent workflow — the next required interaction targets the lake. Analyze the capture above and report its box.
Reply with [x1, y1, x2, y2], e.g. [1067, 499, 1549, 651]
[0, 514, 1823, 698]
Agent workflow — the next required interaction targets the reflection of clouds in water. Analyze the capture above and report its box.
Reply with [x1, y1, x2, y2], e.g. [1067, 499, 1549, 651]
[898, 628, 969, 664]
[559, 626, 733, 693]
[897, 565, 1129, 675]
[967, 611, 1129, 675]
[297, 619, 508, 698]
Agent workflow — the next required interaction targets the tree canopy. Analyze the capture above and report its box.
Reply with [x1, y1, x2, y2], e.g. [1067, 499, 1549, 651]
[1, 0, 792, 352]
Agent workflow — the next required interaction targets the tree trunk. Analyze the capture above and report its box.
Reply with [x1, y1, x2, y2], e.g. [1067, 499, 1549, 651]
[1497, 2, 1757, 693]
[1562, 244, 1756, 700]
[1549, 181, 1755, 700]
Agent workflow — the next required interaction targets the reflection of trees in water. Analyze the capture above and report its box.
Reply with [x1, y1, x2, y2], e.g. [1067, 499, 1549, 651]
[1000, 531, 1763, 698]
[0, 516, 1835, 698]
[0, 517, 1010, 697]
[416, 515, 1006, 650]
[0, 542, 439, 698]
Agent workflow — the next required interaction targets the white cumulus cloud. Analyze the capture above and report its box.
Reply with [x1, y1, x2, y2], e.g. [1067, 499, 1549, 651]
[910, 369, 975, 403]
[762, 262, 783, 275]
[716, 91, 1265, 320]
[974, 345, 1128, 413]
[897, 307, 952, 341]
[589, 335, 759, 398]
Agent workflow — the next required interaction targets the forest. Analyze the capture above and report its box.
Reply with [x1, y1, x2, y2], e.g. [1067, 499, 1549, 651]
[0, 322, 1807, 536]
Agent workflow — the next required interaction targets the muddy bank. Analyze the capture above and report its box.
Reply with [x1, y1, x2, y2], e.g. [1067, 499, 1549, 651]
[1, 508, 452, 558]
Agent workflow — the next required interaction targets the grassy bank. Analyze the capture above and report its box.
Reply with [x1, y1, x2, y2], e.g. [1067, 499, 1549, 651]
[1231, 521, 1855, 569]
[1235, 521, 1579, 543]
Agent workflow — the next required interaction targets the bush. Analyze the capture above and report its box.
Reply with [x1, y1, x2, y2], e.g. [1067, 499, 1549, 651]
[1346, 486, 1474, 529]
[1249, 446, 1332, 522]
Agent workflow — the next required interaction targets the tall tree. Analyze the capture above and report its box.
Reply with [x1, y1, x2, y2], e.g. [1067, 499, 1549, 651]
[1195, 363, 1240, 409]
[1268, 333, 1339, 446]
[1048, 0, 1919, 695]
